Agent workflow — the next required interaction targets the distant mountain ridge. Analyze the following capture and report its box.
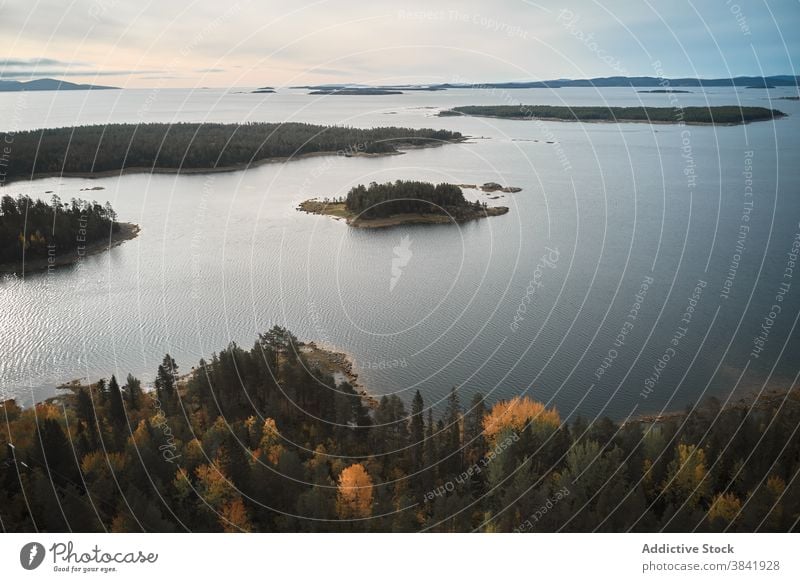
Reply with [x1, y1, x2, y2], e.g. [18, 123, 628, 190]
[0, 78, 118, 92]
[447, 75, 800, 89]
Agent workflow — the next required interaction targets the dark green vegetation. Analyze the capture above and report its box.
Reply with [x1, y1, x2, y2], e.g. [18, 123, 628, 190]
[1, 326, 797, 532]
[0, 123, 462, 181]
[638, 89, 691, 94]
[440, 105, 786, 125]
[300, 181, 508, 227]
[345, 180, 484, 219]
[309, 88, 402, 95]
[0, 195, 119, 267]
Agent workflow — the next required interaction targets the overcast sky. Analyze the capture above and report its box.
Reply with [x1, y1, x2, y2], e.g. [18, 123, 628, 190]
[1, 0, 798, 88]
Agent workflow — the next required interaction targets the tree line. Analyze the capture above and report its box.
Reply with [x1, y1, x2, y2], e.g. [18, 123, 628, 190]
[0, 123, 462, 180]
[0, 325, 797, 532]
[0, 195, 118, 265]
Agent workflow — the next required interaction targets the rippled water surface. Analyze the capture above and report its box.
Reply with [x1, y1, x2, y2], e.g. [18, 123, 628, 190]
[1, 87, 799, 420]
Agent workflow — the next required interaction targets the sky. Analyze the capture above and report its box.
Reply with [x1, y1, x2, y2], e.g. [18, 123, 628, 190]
[1, 0, 798, 88]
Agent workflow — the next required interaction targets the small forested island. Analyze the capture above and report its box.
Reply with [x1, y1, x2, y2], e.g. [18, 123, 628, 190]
[638, 89, 692, 93]
[0, 123, 463, 182]
[458, 182, 522, 193]
[439, 105, 786, 125]
[0, 195, 138, 275]
[299, 180, 508, 228]
[0, 324, 797, 532]
[309, 88, 403, 95]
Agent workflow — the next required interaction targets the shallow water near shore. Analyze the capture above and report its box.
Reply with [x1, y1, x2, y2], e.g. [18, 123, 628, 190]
[1, 86, 799, 421]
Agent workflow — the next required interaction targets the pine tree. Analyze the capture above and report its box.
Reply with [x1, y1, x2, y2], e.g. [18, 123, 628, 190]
[108, 375, 126, 426]
[443, 387, 462, 476]
[124, 373, 142, 410]
[409, 390, 425, 472]
[155, 354, 178, 413]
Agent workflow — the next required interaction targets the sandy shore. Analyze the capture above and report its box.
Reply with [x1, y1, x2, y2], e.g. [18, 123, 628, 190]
[0, 221, 140, 277]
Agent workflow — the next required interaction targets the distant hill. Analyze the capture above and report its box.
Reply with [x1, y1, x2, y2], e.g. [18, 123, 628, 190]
[291, 76, 799, 92]
[0, 78, 118, 92]
[442, 75, 800, 89]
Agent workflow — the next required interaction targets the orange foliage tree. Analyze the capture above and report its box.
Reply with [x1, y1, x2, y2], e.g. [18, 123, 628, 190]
[336, 463, 374, 520]
[482, 396, 560, 444]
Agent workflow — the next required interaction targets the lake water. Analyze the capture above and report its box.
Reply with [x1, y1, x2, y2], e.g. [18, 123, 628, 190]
[1, 86, 799, 423]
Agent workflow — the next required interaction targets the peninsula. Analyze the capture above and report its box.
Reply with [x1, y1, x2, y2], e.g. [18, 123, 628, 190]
[0, 123, 463, 183]
[299, 180, 508, 228]
[439, 105, 785, 125]
[0, 195, 138, 276]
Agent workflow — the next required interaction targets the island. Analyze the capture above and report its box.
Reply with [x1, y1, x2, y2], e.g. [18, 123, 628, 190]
[251, 88, 275, 94]
[0, 195, 138, 276]
[299, 180, 508, 228]
[438, 104, 786, 125]
[0, 123, 464, 183]
[457, 182, 522, 193]
[309, 88, 403, 95]
[638, 89, 692, 93]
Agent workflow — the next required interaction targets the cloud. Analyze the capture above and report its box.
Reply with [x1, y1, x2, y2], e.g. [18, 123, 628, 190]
[0, 0, 796, 88]
[0, 69, 166, 79]
[2, 57, 88, 68]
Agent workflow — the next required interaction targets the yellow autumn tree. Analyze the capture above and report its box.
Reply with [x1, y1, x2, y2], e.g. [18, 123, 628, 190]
[257, 417, 284, 465]
[665, 443, 710, 505]
[195, 463, 237, 508]
[708, 492, 742, 524]
[482, 396, 560, 445]
[336, 463, 374, 519]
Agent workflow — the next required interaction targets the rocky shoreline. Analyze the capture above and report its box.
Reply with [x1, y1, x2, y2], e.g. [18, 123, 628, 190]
[297, 199, 508, 229]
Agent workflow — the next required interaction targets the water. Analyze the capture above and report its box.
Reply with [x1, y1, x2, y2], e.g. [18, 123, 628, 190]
[1, 86, 799, 422]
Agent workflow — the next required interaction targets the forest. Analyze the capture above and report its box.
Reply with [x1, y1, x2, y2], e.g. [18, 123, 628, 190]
[0, 194, 119, 266]
[0, 123, 462, 181]
[440, 105, 786, 124]
[1, 325, 797, 533]
[343, 180, 485, 219]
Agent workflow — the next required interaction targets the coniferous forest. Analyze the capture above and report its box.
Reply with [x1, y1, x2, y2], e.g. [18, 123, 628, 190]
[440, 105, 786, 124]
[0, 123, 462, 181]
[344, 180, 482, 219]
[1, 326, 797, 533]
[0, 195, 119, 265]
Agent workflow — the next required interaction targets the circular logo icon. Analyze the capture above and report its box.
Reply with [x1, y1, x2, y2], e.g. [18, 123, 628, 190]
[20, 542, 46, 570]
